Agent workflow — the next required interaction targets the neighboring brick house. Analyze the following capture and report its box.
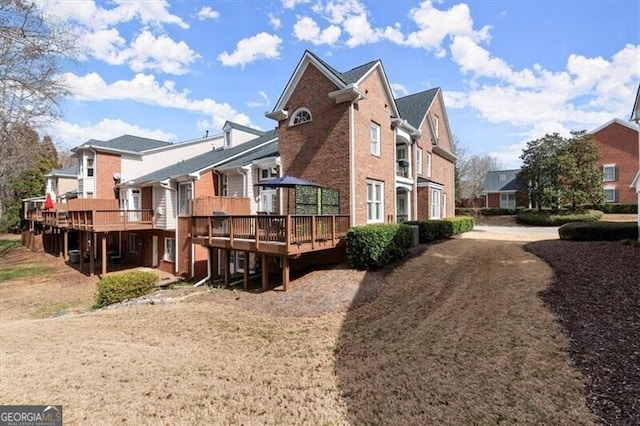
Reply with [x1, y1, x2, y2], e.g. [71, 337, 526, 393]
[483, 169, 528, 208]
[265, 50, 456, 226]
[589, 118, 639, 203]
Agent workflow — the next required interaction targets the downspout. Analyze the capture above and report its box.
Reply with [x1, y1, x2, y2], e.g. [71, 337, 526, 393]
[349, 102, 356, 226]
[160, 179, 178, 276]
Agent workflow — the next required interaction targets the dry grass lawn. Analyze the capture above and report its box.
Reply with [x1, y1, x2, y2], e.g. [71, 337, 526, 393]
[0, 232, 597, 424]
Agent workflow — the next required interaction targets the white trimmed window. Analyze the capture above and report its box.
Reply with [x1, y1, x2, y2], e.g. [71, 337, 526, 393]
[500, 193, 516, 209]
[260, 167, 277, 180]
[603, 164, 617, 182]
[604, 187, 618, 203]
[366, 180, 384, 223]
[86, 157, 94, 177]
[290, 108, 312, 126]
[416, 148, 423, 175]
[164, 238, 176, 262]
[426, 152, 432, 178]
[370, 122, 380, 156]
[433, 115, 439, 140]
[178, 182, 192, 216]
[430, 188, 441, 219]
[128, 233, 137, 254]
[224, 130, 232, 148]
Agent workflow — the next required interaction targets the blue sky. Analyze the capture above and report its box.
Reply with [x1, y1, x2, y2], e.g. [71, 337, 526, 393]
[41, 0, 639, 168]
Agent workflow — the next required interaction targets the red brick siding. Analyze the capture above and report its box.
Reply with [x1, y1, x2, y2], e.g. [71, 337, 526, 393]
[591, 122, 639, 203]
[95, 152, 121, 199]
[352, 68, 396, 225]
[277, 64, 351, 216]
[416, 187, 430, 220]
[177, 217, 190, 278]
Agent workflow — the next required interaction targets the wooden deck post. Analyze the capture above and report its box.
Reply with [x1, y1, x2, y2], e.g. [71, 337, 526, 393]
[223, 249, 230, 287]
[63, 230, 68, 261]
[79, 231, 84, 271]
[243, 251, 249, 290]
[89, 233, 95, 277]
[282, 256, 290, 292]
[101, 233, 107, 277]
[261, 255, 268, 292]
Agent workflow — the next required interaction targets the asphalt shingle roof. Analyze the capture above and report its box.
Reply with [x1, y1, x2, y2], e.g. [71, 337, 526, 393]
[80, 134, 171, 153]
[47, 164, 79, 177]
[307, 50, 378, 85]
[395, 88, 439, 129]
[131, 130, 277, 185]
[218, 141, 278, 169]
[484, 169, 521, 192]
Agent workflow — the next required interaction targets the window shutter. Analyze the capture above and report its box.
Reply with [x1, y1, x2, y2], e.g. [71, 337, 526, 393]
[615, 166, 619, 182]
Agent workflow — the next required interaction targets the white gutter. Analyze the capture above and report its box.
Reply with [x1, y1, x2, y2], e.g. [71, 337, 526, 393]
[349, 102, 356, 226]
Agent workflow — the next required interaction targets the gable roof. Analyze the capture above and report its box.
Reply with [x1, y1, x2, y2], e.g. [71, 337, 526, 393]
[588, 117, 639, 135]
[484, 169, 521, 192]
[395, 88, 439, 129]
[76, 134, 171, 153]
[129, 130, 277, 185]
[632, 82, 640, 122]
[222, 121, 266, 137]
[46, 164, 79, 177]
[270, 50, 398, 118]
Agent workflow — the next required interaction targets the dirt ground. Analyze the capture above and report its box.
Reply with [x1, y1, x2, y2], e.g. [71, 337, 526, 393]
[0, 220, 634, 424]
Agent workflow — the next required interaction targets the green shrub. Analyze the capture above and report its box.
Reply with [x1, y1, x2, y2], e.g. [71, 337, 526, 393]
[94, 271, 158, 308]
[455, 207, 477, 216]
[445, 216, 475, 234]
[587, 203, 638, 214]
[516, 209, 603, 226]
[346, 224, 413, 270]
[454, 207, 522, 216]
[558, 221, 638, 241]
[405, 220, 451, 243]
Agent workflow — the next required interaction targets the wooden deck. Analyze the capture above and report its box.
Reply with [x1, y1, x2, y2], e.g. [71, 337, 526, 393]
[66, 209, 154, 231]
[191, 214, 350, 256]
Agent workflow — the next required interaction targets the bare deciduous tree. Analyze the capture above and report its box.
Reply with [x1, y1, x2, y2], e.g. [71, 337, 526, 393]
[452, 136, 503, 205]
[0, 0, 77, 216]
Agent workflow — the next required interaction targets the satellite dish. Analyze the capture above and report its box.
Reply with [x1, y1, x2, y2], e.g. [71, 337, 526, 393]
[113, 172, 121, 181]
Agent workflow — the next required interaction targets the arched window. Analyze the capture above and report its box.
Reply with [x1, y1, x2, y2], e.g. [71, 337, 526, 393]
[289, 108, 312, 126]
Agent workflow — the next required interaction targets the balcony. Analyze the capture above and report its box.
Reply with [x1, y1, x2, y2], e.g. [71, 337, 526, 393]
[67, 209, 154, 232]
[191, 214, 350, 256]
[396, 159, 411, 179]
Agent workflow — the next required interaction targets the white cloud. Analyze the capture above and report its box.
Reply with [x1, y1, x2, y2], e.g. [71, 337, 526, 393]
[268, 13, 282, 29]
[127, 30, 200, 75]
[404, 1, 490, 56]
[390, 83, 409, 97]
[50, 118, 177, 149]
[38, 0, 188, 30]
[218, 32, 283, 67]
[80, 29, 128, 64]
[293, 16, 341, 45]
[282, 0, 311, 9]
[247, 91, 271, 108]
[63, 72, 253, 130]
[196, 6, 220, 20]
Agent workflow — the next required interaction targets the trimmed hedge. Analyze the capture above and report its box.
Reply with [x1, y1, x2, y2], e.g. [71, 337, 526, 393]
[406, 216, 475, 244]
[588, 203, 638, 214]
[516, 209, 603, 226]
[455, 207, 521, 216]
[346, 223, 414, 270]
[558, 221, 638, 241]
[94, 271, 158, 308]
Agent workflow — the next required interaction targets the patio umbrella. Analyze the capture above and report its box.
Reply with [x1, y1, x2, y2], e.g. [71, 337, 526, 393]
[43, 193, 54, 210]
[254, 175, 323, 214]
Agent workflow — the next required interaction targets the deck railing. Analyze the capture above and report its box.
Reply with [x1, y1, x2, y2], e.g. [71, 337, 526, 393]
[42, 210, 69, 227]
[192, 214, 350, 253]
[68, 209, 154, 230]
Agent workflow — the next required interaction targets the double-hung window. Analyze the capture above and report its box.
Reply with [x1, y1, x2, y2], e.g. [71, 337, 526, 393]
[370, 122, 380, 156]
[366, 180, 384, 223]
[430, 188, 441, 219]
[164, 238, 176, 262]
[178, 182, 192, 216]
[416, 148, 423, 175]
[603, 164, 617, 182]
[426, 153, 432, 178]
[604, 187, 618, 203]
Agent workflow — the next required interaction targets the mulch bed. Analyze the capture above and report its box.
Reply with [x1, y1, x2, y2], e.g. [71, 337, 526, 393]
[525, 240, 640, 425]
